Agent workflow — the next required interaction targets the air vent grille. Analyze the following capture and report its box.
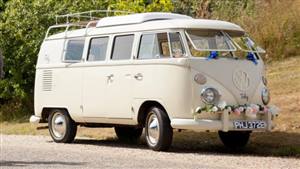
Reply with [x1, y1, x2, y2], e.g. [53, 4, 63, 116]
[42, 70, 53, 91]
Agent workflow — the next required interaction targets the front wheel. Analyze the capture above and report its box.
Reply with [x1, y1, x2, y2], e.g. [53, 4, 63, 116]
[218, 131, 251, 149]
[48, 109, 77, 143]
[145, 107, 173, 151]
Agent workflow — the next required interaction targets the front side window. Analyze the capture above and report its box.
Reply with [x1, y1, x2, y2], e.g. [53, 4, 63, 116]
[169, 32, 185, 58]
[111, 35, 134, 60]
[65, 39, 85, 61]
[231, 35, 265, 53]
[186, 29, 265, 60]
[87, 37, 109, 61]
[138, 33, 172, 59]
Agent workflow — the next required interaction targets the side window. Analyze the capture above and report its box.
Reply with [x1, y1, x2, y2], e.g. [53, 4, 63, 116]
[111, 35, 134, 60]
[138, 33, 170, 59]
[158, 33, 170, 58]
[87, 37, 109, 61]
[169, 32, 185, 58]
[65, 39, 85, 61]
[138, 34, 159, 59]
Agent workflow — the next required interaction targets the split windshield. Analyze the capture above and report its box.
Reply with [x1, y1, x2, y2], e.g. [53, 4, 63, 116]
[186, 30, 236, 51]
[186, 29, 265, 60]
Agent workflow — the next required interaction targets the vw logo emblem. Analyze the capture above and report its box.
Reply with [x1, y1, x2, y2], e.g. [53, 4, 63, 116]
[233, 70, 250, 91]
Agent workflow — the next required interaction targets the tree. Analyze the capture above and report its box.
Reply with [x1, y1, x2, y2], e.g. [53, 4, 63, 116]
[109, 0, 173, 13]
[0, 49, 3, 79]
[173, 0, 254, 19]
[0, 0, 9, 12]
[211, 0, 255, 21]
[173, 0, 213, 18]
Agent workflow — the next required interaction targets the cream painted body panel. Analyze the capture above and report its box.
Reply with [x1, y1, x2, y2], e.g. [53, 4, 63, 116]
[131, 58, 193, 120]
[190, 58, 264, 105]
[83, 62, 134, 119]
[35, 65, 84, 122]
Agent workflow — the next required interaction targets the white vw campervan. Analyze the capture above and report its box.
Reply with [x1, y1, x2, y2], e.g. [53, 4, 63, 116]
[30, 11, 279, 151]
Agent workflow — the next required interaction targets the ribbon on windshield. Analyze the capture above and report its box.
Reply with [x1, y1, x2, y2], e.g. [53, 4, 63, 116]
[247, 52, 258, 65]
[206, 51, 218, 60]
[245, 38, 258, 65]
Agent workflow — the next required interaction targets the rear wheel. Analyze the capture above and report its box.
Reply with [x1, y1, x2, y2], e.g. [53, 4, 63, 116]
[145, 107, 173, 151]
[48, 109, 77, 143]
[114, 126, 143, 143]
[218, 131, 251, 149]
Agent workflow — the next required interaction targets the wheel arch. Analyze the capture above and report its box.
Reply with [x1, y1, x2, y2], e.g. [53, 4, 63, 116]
[41, 107, 70, 122]
[137, 100, 170, 127]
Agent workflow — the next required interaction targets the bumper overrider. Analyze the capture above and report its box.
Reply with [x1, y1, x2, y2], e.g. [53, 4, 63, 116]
[171, 102, 280, 132]
[30, 115, 41, 123]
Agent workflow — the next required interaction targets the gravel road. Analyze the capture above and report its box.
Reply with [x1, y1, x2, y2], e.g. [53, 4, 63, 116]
[1, 134, 299, 169]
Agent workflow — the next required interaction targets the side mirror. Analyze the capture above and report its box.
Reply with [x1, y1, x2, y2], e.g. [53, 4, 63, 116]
[256, 46, 266, 53]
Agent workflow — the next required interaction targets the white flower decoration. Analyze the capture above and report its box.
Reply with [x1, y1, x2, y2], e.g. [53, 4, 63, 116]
[217, 101, 227, 110]
[211, 106, 218, 112]
[195, 106, 202, 114]
[226, 106, 232, 112]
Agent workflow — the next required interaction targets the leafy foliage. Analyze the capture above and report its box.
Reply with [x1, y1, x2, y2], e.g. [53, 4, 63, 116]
[173, 0, 254, 19]
[109, 0, 173, 13]
[211, 0, 255, 20]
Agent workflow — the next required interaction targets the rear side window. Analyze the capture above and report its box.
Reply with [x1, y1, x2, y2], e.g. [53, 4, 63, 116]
[65, 39, 85, 61]
[111, 35, 134, 60]
[88, 37, 109, 61]
[138, 33, 170, 59]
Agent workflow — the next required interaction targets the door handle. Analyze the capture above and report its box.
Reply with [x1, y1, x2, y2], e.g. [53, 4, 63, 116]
[134, 73, 143, 80]
[107, 74, 114, 82]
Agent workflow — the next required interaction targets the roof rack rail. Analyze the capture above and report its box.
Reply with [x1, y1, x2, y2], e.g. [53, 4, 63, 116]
[55, 10, 134, 24]
[45, 10, 133, 39]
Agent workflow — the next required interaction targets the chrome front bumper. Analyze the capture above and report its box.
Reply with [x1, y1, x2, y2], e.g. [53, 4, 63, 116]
[29, 115, 41, 124]
[171, 109, 274, 132]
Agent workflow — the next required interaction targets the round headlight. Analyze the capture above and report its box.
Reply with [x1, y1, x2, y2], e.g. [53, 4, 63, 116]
[201, 87, 220, 105]
[262, 87, 270, 105]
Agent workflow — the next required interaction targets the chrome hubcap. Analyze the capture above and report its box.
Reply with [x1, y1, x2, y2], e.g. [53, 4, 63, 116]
[147, 112, 160, 145]
[51, 113, 66, 139]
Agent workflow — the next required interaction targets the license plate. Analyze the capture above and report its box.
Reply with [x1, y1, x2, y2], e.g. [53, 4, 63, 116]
[233, 120, 266, 129]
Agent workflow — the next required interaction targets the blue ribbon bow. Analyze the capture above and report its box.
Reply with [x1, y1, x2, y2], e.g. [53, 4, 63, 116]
[206, 51, 218, 60]
[247, 52, 258, 65]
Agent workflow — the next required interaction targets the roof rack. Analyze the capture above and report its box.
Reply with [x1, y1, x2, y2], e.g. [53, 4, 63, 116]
[45, 10, 133, 39]
[55, 10, 134, 24]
